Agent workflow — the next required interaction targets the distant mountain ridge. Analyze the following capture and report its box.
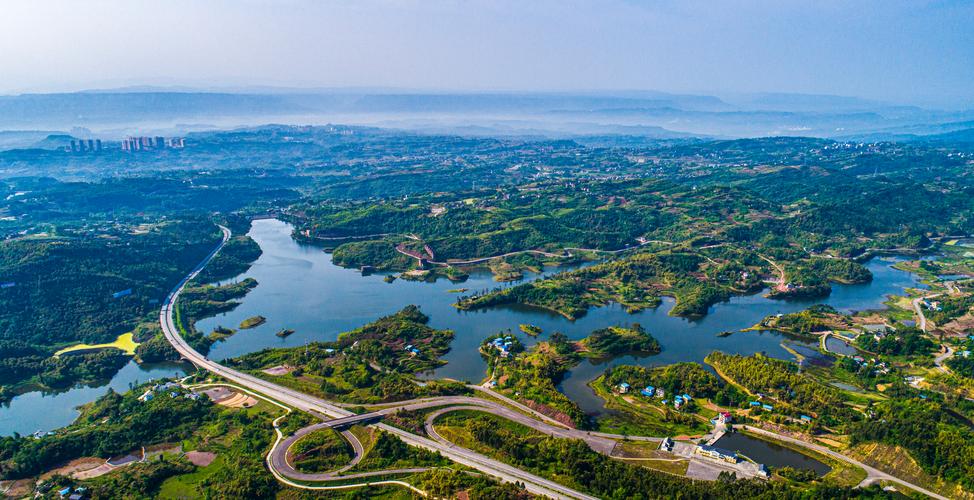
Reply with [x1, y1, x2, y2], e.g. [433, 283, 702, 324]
[0, 89, 971, 140]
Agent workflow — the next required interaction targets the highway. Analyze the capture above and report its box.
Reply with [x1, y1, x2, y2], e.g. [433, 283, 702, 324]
[160, 225, 596, 500]
[306, 395, 618, 452]
[163, 224, 944, 500]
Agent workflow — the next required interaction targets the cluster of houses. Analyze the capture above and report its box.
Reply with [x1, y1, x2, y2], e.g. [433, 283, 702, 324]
[747, 399, 815, 424]
[616, 382, 694, 410]
[668, 393, 693, 409]
[617, 382, 665, 400]
[860, 323, 890, 339]
[489, 336, 516, 357]
[138, 381, 200, 403]
[56, 486, 87, 499]
[403, 344, 421, 356]
[921, 299, 942, 312]
[850, 355, 890, 375]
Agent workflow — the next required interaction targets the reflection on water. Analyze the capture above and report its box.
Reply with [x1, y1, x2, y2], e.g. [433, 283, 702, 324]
[0, 219, 927, 434]
[0, 361, 190, 436]
[713, 432, 831, 475]
[824, 336, 858, 357]
[203, 220, 922, 415]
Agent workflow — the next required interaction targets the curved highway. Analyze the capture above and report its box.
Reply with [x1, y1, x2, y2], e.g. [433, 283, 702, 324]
[164, 224, 944, 500]
[160, 225, 596, 500]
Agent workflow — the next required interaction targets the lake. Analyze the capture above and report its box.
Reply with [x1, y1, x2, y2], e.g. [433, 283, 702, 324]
[713, 432, 831, 476]
[0, 219, 926, 435]
[0, 361, 190, 436]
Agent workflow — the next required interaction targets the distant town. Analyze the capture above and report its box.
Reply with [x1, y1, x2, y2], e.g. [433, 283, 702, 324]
[64, 135, 185, 153]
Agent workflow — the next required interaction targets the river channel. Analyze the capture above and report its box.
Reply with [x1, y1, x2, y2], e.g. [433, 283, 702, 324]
[0, 219, 927, 435]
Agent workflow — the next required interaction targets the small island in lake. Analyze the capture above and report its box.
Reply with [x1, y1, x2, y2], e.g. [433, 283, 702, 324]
[239, 315, 267, 329]
[577, 324, 660, 358]
[275, 328, 295, 338]
[519, 324, 542, 336]
[209, 325, 237, 340]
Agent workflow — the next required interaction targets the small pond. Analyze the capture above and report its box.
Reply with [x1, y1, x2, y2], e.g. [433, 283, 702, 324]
[824, 335, 859, 357]
[713, 432, 831, 476]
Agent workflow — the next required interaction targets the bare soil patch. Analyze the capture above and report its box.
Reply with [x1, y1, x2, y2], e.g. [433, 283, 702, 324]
[1, 479, 34, 497]
[185, 450, 217, 467]
[72, 463, 116, 480]
[262, 364, 294, 376]
[199, 386, 233, 402]
[215, 392, 258, 408]
[39, 457, 103, 481]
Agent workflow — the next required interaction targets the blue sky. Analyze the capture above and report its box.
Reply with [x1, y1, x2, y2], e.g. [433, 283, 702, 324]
[1, 0, 972, 106]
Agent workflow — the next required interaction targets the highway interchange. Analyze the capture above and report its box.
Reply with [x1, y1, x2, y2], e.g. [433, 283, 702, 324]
[161, 225, 947, 499]
[162, 226, 597, 499]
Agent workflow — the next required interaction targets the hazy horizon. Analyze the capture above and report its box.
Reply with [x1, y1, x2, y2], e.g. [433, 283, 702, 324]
[2, 0, 973, 108]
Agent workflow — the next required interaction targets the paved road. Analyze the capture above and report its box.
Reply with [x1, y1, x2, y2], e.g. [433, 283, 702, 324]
[912, 293, 956, 374]
[759, 254, 786, 288]
[935, 345, 955, 373]
[342, 392, 662, 443]
[343, 396, 618, 454]
[270, 420, 426, 482]
[165, 225, 944, 499]
[268, 395, 616, 488]
[739, 426, 948, 500]
[160, 225, 594, 500]
[912, 296, 932, 332]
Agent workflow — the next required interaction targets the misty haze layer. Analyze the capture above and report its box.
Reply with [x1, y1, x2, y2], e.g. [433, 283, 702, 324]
[1, 0, 972, 107]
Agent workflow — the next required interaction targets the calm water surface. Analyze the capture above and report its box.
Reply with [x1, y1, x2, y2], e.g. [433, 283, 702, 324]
[0, 361, 189, 436]
[713, 432, 831, 475]
[0, 219, 926, 434]
[824, 335, 859, 357]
